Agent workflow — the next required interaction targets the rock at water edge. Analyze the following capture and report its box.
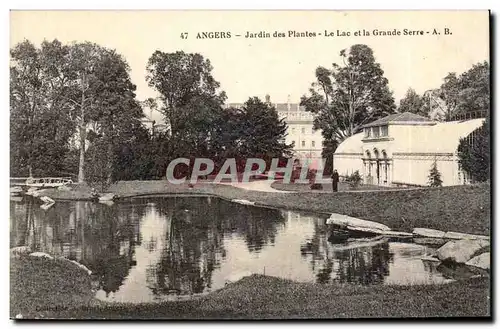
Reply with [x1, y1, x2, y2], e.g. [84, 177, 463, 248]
[421, 255, 441, 263]
[346, 225, 384, 235]
[443, 231, 490, 241]
[326, 213, 391, 231]
[436, 240, 485, 263]
[413, 228, 446, 239]
[413, 237, 446, 246]
[465, 252, 490, 270]
[381, 231, 414, 238]
[29, 252, 53, 259]
[10, 246, 32, 258]
[231, 199, 255, 206]
[98, 193, 116, 202]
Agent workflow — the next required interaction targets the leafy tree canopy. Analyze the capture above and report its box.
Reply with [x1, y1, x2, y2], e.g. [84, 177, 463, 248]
[300, 44, 396, 147]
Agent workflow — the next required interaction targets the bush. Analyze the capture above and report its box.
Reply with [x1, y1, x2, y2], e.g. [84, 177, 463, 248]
[457, 120, 490, 183]
[345, 170, 362, 189]
[428, 161, 443, 187]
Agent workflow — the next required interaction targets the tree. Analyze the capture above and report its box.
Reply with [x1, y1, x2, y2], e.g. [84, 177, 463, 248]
[214, 97, 293, 171]
[428, 160, 443, 187]
[86, 49, 144, 186]
[399, 88, 427, 117]
[145, 51, 226, 137]
[438, 61, 489, 121]
[301, 44, 396, 157]
[62, 42, 110, 183]
[437, 73, 460, 121]
[457, 118, 490, 183]
[10, 39, 144, 185]
[145, 51, 229, 176]
[10, 39, 75, 177]
[321, 140, 338, 176]
[454, 61, 490, 117]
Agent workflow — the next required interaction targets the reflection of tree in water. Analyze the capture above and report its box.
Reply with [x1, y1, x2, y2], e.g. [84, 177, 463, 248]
[147, 197, 224, 295]
[302, 220, 393, 285]
[144, 197, 285, 296]
[83, 203, 139, 295]
[333, 243, 392, 285]
[11, 196, 286, 298]
[10, 198, 144, 296]
[217, 199, 286, 252]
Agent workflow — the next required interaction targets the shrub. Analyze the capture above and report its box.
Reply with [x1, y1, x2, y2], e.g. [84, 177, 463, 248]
[428, 160, 443, 187]
[457, 120, 490, 183]
[345, 170, 362, 189]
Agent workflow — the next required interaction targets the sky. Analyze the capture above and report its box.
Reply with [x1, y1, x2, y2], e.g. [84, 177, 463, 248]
[10, 10, 489, 121]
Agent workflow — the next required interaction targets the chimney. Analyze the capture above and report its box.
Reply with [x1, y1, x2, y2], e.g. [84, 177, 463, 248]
[287, 94, 291, 111]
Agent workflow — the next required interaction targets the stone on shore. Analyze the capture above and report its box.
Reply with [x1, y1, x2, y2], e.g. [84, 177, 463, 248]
[40, 202, 54, 210]
[421, 255, 441, 263]
[10, 186, 23, 194]
[443, 231, 490, 241]
[29, 252, 53, 260]
[232, 199, 255, 206]
[326, 213, 391, 231]
[99, 200, 115, 206]
[436, 262, 482, 280]
[381, 231, 414, 238]
[25, 187, 38, 196]
[39, 196, 55, 204]
[465, 252, 490, 270]
[346, 225, 384, 235]
[98, 193, 116, 202]
[436, 240, 487, 263]
[57, 258, 92, 275]
[413, 228, 445, 239]
[10, 246, 32, 258]
[413, 237, 446, 245]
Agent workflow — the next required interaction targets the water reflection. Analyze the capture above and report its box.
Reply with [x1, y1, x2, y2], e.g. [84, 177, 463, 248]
[10, 196, 452, 303]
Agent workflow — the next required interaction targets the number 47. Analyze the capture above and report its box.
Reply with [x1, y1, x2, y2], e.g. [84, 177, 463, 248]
[180, 32, 188, 39]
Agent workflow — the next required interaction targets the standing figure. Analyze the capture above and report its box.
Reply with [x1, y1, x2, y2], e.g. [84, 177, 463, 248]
[331, 170, 339, 192]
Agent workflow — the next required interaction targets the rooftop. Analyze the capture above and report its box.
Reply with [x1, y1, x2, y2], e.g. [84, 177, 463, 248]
[225, 103, 306, 112]
[363, 112, 434, 128]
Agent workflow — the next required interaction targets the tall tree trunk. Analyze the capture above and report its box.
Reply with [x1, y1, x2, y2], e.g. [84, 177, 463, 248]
[106, 138, 113, 186]
[78, 125, 86, 183]
[77, 82, 86, 183]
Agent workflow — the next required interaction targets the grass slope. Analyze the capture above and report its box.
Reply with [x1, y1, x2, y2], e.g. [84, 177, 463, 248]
[14, 271, 490, 319]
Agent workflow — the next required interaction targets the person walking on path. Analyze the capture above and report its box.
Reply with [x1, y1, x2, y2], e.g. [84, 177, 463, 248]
[331, 170, 339, 192]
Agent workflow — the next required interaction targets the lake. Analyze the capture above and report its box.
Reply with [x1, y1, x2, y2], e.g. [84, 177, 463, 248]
[10, 195, 452, 303]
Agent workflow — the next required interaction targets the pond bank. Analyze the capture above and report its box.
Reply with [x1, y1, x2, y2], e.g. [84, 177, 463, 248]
[35, 180, 491, 236]
[11, 254, 490, 319]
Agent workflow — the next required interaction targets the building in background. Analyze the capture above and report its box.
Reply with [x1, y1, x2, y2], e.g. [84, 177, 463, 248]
[141, 102, 168, 135]
[226, 95, 324, 167]
[333, 112, 485, 187]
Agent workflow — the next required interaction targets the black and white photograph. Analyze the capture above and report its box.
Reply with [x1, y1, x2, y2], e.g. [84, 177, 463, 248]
[8, 10, 491, 320]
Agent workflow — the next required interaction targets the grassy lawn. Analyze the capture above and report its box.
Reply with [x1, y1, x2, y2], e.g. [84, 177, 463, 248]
[11, 256, 490, 319]
[10, 256, 94, 317]
[271, 181, 403, 193]
[103, 181, 490, 235]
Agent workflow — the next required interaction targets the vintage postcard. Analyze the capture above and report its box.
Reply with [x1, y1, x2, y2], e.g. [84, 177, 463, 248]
[9, 10, 490, 320]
